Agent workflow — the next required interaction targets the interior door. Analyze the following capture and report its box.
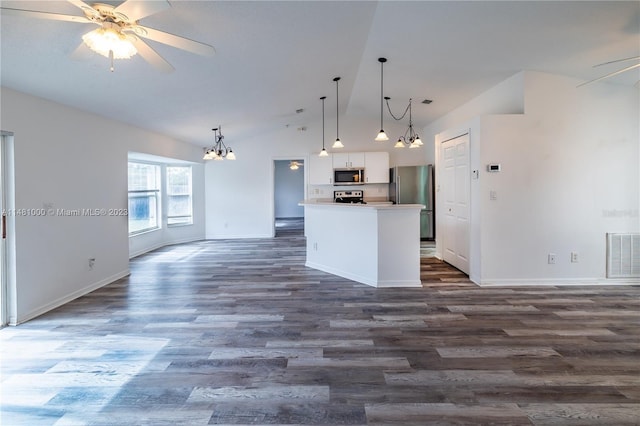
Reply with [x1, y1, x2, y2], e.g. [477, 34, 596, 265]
[441, 134, 470, 274]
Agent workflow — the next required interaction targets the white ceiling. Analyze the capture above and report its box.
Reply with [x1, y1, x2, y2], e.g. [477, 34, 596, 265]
[1, 1, 639, 148]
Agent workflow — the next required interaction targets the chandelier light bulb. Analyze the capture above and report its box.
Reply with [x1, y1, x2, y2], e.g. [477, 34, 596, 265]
[394, 139, 405, 148]
[226, 150, 236, 160]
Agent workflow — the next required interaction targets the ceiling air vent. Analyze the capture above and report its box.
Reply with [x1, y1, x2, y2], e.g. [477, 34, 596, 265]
[606, 233, 640, 278]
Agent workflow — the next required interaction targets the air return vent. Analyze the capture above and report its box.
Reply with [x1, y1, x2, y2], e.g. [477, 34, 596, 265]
[606, 233, 640, 278]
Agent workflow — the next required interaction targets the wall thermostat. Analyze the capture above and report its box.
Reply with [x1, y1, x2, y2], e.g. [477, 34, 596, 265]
[487, 164, 501, 172]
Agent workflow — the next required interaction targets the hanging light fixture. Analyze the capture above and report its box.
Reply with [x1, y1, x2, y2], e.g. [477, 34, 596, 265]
[374, 57, 389, 142]
[332, 77, 344, 149]
[319, 96, 329, 157]
[390, 98, 422, 149]
[203, 126, 236, 161]
[374, 57, 425, 149]
[289, 160, 303, 170]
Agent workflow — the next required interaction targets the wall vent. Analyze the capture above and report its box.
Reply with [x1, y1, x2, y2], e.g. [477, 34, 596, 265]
[606, 233, 640, 278]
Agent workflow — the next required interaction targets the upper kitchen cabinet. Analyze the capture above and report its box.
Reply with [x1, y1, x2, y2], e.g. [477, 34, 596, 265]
[333, 152, 365, 169]
[309, 154, 334, 185]
[364, 152, 389, 183]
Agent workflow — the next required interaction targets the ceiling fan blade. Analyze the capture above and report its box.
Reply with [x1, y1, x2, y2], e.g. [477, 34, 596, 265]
[114, 0, 170, 22]
[131, 37, 175, 73]
[0, 7, 92, 23]
[577, 63, 640, 87]
[66, 0, 100, 18]
[593, 56, 640, 68]
[128, 25, 216, 56]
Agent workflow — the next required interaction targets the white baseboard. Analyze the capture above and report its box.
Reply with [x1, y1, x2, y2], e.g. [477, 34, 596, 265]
[305, 261, 421, 288]
[12, 269, 130, 325]
[129, 236, 204, 259]
[478, 277, 639, 286]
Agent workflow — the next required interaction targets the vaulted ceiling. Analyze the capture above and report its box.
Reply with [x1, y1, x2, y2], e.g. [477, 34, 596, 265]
[1, 1, 638, 148]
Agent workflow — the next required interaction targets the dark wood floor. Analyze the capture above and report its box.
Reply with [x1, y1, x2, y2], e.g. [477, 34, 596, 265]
[1, 219, 639, 425]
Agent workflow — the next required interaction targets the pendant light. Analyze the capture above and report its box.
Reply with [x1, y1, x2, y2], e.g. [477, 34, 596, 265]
[332, 77, 344, 148]
[319, 96, 329, 157]
[374, 57, 389, 141]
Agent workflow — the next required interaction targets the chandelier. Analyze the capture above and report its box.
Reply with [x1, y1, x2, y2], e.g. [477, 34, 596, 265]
[374, 57, 423, 148]
[203, 127, 236, 161]
[390, 98, 423, 149]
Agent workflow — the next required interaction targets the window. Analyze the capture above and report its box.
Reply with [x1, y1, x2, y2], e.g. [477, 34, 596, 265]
[166, 166, 193, 226]
[128, 162, 160, 234]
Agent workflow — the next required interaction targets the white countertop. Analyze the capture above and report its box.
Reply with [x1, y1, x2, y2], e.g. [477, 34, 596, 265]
[300, 200, 425, 209]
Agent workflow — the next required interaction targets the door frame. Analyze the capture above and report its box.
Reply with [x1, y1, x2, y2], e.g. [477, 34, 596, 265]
[0, 131, 16, 326]
[269, 155, 308, 237]
[435, 128, 471, 275]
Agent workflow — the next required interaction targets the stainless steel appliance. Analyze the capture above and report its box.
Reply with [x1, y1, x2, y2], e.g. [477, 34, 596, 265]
[334, 190, 364, 204]
[389, 165, 434, 240]
[334, 168, 364, 185]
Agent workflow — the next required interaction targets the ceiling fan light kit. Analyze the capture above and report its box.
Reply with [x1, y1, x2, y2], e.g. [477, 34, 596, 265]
[82, 23, 137, 59]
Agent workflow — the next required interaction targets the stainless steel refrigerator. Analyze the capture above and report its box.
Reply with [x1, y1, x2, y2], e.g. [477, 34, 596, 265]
[389, 165, 434, 240]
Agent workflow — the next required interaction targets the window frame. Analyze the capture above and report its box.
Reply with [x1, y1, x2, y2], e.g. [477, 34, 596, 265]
[166, 165, 193, 227]
[128, 162, 161, 236]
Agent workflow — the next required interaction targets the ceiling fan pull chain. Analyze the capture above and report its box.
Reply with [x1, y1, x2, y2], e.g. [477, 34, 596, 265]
[109, 50, 115, 72]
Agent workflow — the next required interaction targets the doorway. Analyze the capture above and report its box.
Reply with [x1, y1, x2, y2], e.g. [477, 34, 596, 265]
[440, 133, 470, 274]
[0, 131, 15, 327]
[274, 159, 305, 237]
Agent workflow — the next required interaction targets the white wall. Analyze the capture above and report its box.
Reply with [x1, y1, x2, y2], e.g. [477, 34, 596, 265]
[0, 87, 206, 324]
[429, 71, 639, 285]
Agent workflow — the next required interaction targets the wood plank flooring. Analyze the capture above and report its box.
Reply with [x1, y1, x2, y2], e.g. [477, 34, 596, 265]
[1, 219, 639, 425]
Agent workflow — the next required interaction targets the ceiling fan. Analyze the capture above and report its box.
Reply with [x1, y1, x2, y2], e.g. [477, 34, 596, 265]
[0, 0, 215, 72]
[578, 55, 640, 87]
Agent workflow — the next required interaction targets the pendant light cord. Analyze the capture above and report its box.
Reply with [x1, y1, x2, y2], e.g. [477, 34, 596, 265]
[380, 59, 384, 127]
[386, 98, 410, 121]
[334, 77, 340, 139]
[321, 96, 326, 149]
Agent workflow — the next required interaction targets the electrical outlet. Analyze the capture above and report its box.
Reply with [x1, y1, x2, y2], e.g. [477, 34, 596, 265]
[548, 253, 556, 264]
[571, 252, 579, 263]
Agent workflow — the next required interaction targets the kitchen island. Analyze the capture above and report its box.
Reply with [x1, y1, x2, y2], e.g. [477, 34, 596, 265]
[300, 201, 425, 288]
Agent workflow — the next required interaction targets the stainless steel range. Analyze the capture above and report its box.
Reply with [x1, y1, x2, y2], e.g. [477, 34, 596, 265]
[334, 190, 364, 204]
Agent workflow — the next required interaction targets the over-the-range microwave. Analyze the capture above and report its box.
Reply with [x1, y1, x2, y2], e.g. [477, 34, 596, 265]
[334, 168, 365, 185]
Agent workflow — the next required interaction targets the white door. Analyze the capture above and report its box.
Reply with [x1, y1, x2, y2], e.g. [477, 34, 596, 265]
[441, 134, 470, 274]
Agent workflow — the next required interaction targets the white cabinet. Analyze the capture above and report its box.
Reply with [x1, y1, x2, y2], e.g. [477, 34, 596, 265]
[364, 151, 389, 183]
[332, 152, 365, 168]
[309, 151, 389, 185]
[308, 154, 333, 185]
